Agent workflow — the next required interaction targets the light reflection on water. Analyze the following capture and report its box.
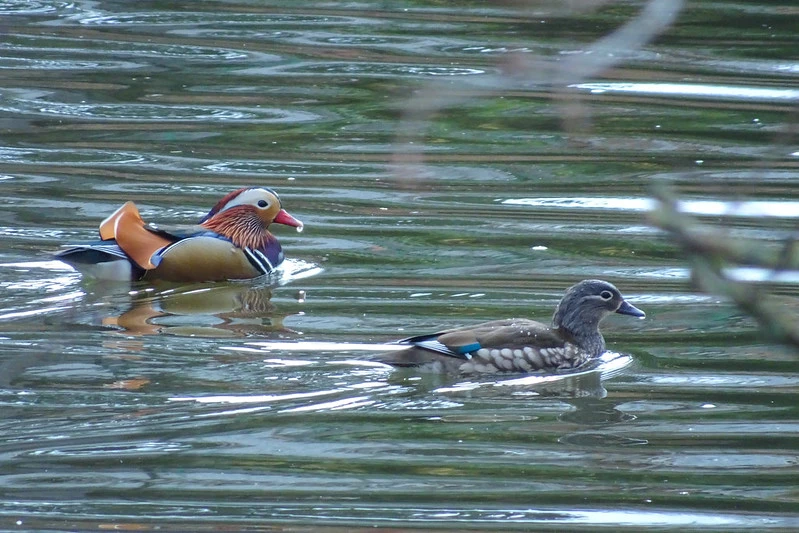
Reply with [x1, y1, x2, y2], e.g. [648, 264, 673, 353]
[725, 267, 799, 283]
[504, 197, 799, 218]
[0, 0, 797, 531]
[574, 82, 799, 101]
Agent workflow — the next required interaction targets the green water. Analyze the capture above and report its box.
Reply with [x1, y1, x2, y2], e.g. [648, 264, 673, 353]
[0, 1, 798, 531]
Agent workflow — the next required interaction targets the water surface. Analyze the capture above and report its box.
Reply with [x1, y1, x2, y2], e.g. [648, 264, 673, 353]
[1, 1, 798, 531]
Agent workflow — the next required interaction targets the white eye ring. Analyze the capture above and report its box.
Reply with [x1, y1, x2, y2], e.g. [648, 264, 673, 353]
[600, 290, 613, 300]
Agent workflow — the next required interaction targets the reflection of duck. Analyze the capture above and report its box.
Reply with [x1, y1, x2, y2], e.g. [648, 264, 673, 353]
[103, 283, 293, 337]
[56, 187, 303, 282]
[380, 280, 644, 374]
[382, 358, 613, 399]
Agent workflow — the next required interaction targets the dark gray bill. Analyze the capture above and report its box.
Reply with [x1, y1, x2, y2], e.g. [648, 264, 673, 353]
[616, 300, 645, 318]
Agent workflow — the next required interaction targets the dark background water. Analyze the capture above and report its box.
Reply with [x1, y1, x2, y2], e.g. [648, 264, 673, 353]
[1, 1, 798, 531]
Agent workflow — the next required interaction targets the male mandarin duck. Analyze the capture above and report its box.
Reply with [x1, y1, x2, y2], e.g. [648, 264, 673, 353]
[380, 280, 644, 374]
[55, 187, 303, 282]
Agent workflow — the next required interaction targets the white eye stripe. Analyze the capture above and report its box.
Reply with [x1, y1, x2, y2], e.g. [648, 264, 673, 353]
[222, 189, 277, 211]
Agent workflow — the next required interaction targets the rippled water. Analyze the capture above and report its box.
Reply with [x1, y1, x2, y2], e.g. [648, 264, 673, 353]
[1, 1, 798, 531]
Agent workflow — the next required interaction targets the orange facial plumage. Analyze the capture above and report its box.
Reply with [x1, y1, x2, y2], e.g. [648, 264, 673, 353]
[200, 205, 269, 250]
[56, 186, 303, 282]
[199, 187, 302, 250]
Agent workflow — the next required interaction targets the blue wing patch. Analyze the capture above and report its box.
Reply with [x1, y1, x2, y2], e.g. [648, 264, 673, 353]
[455, 342, 481, 355]
[395, 334, 472, 361]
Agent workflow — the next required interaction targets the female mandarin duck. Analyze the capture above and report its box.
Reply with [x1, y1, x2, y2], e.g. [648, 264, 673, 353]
[380, 280, 644, 374]
[55, 187, 303, 282]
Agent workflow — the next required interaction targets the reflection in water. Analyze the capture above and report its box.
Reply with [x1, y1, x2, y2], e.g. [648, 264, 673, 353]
[226, 340, 631, 400]
[503, 197, 799, 218]
[0, 261, 81, 320]
[1, 0, 797, 530]
[7, 258, 322, 337]
[103, 283, 289, 337]
[107, 263, 320, 336]
[573, 82, 799, 101]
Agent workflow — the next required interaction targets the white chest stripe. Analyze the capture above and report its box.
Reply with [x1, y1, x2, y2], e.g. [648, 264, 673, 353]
[244, 247, 274, 275]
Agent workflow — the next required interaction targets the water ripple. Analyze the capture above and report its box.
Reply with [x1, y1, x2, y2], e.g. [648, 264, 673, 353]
[0, 56, 142, 70]
[0, 146, 154, 165]
[0, 1, 73, 14]
[504, 196, 799, 218]
[1, 1, 797, 530]
[0, 92, 320, 123]
[239, 62, 486, 78]
[575, 82, 799, 102]
[72, 13, 374, 27]
[3, 35, 253, 61]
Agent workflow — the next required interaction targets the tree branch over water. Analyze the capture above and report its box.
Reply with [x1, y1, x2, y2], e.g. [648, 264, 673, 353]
[650, 186, 799, 349]
[393, 0, 685, 181]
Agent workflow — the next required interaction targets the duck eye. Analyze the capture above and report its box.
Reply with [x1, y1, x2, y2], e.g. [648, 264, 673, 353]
[600, 290, 613, 300]
[257, 200, 268, 208]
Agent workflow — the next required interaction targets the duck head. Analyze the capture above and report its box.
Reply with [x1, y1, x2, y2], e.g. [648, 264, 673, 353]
[552, 279, 644, 355]
[199, 187, 303, 250]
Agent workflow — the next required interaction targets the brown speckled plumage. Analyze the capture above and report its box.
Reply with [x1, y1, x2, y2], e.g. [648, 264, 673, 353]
[380, 280, 644, 374]
[200, 204, 271, 251]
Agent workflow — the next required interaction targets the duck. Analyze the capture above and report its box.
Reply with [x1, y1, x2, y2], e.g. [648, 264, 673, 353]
[379, 279, 644, 374]
[55, 187, 303, 282]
